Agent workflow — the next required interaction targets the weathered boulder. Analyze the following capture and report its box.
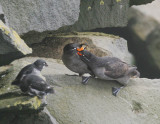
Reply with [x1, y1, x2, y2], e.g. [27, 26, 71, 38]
[0, 85, 55, 124]
[0, 0, 130, 44]
[0, 4, 8, 25]
[0, 65, 13, 77]
[127, 0, 160, 78]
[1, 57, 160, 124]
[61, 0, 129, 32]
[0, 0, 156, 45]
[0, 20, 32, 66]
[30, 32, 133, 64]
[0, 107, 58, 124]
[0, 58, 58, 124]
[0, 0, 80, 35]
[130, 0, 155, 6]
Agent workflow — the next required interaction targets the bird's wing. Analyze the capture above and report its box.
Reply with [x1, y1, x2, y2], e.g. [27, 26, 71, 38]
[30, 80, 47, 91]
[15, 64, 33, 80]
[104, 58, 129, 79]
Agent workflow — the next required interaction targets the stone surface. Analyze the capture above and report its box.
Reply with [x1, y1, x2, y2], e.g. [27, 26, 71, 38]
[0, 4, 8, 25]
[0, 65, 13, 77]
[30, 32, 133, 64]
[0, 0, 155, 45]
[0, 20, 32, 66]
[130, 0, 155, 6]
[0, 93, 43, 113]
[61, 0, 129, 32]
[127, 0, 160, 78]
[0, 58, 58, 124]
[1, 57, 159, 124]
[0, 0, 80, 35]
[0, 107, 58, 124]
[0, 0, 129, 45]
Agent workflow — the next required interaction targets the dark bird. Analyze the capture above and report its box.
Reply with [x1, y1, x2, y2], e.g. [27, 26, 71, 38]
[19, 74, 54, 98]
[12, 59, 48, 86]
[77, 47, 140, 96]
[62, 43, 95, 84]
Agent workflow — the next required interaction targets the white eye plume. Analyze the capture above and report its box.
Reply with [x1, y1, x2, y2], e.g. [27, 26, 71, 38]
[71, 48, 76, 50]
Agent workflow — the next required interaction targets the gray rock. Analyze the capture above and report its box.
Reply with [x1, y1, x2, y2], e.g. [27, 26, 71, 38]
[30, 32, 133, 64]
[0, 0, 80, 35]
[0, 0, 130, 44]
[0, 107, 58, 124]
[0, 58, 58, 124]
[0, 20, 32, 66]
[0, 65, 13, 77]
[128, 0, 160, 78]
[0, 4, 8, 25]
[130, 0, 155, 6]
[3, 57, 159, 124]
[63, 0, 129, 32]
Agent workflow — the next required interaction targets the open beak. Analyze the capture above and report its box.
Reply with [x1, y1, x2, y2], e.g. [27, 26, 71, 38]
[77, 44, 88, 51]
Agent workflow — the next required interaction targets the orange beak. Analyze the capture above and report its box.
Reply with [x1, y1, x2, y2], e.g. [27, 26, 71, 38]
[77, 47, 83, 56]
[76, 44, 87, 51]
[76, 44, 87, 56]
[77, 47, 84, 52]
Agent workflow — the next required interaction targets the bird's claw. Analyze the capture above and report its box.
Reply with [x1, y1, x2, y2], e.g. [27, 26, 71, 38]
[82, 76, 90, 85]
[112, 87, 121, 96]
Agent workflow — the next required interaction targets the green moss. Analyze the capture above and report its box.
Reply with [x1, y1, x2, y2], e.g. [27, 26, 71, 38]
[0, 90, 42, 113]
[132, 100, 143, 112]
[0, 21, 10, 35]
[47, 32, 120, 39]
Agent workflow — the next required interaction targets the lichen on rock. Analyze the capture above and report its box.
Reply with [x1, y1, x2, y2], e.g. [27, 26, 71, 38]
[0, 20, 32, 66]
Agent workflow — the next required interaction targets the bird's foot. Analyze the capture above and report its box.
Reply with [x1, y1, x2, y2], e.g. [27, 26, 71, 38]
[65, 74, 79, 77]
[82, 76, 91, 85]
[112, 87, 124, 96]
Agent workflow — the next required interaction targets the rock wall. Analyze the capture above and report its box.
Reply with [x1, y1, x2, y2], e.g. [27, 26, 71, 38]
[0, 20, 32, 66]
[1, 57, 160, 124]
[0, 0, 130, 44]
[63, 0, 129, 32]
[0, 0, 80, 35]
[30, 32, 133, 64]
[0, 58, 58, 124]
[0, 4, 8, 25]
[130, 0, 155, 6]
[127, 0, 160, 78]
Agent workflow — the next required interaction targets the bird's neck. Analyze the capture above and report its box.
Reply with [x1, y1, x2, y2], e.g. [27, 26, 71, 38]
[80, 50, 98, 64]
[34, 64, 42, 71]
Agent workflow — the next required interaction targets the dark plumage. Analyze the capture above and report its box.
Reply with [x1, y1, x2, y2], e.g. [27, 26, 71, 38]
[78, 49, 140, 96]
[20, 74, 54, 98]
[12, 59, 48, 86]
[62, 43, 95, 84]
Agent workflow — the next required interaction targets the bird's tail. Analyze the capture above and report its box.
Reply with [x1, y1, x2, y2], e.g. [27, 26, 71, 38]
[132, 70, 140, 78]
[11, 79, 20, 86]
[127, 67, 140, 78]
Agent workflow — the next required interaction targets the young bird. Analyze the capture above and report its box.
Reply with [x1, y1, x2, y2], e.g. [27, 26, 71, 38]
[19, 74, 54, 99]
[12, 59, 48, 86]
[62, 43, 95, 84]
[77, 47, 140, 96]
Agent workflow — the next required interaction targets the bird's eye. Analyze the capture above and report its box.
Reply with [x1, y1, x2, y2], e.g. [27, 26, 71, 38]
[71, 48, 76, 50]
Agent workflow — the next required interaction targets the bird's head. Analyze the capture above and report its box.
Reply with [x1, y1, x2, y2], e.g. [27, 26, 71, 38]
[76, 43, 87, 56]
[63, 43, 87, 55]
[34, 59, 48, 71]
